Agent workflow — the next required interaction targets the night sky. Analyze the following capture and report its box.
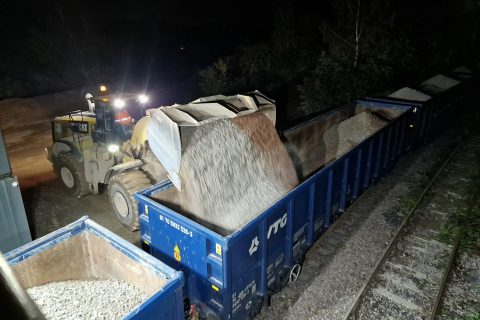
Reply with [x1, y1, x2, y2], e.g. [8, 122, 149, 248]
[1, 1, 278, 100]
[1, 1, 479, 108]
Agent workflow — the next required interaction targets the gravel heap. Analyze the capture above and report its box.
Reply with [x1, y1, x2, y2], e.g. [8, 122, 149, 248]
[452, 66, 472, 74]
[0, 88, 90, 131]
[284, 110, 389, 178]
[27, 278, 147, 320]
[420, 74, 460, 94]
[322, 111, 387, 164]
[388, 87, 432, 102]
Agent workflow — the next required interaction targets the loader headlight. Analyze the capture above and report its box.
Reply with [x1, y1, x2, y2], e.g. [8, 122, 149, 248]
[108, 144, 120, 153]
[138, 94, 149, 104]
[100, 85, 107, 92]
[113, 99, 125, 109]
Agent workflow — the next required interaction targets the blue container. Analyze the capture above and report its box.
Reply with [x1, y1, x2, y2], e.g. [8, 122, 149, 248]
[5, 217, 185, 320]
[445, 68, 477, 110]
[368, 72, 474, 144]
[365, 94, 431, 146]
[135, 99, 416, 320]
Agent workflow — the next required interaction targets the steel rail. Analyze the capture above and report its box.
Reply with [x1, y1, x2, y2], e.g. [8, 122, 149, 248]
[342, 141, 464, 320]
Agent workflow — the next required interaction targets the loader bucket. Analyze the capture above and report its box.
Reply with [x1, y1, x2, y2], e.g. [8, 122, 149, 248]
[147, 91, 276, 190]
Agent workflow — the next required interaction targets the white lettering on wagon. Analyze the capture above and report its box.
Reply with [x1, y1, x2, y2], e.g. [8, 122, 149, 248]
[232, 280, 256, 313]
[158, 214, 193, 237]
[249, 237, 259, 255]
[249, 213, 288, 256]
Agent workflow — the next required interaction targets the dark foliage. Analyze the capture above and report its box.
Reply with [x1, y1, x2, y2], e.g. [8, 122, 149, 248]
[198, 0, 480, 119]
[1, 0, 479, 108]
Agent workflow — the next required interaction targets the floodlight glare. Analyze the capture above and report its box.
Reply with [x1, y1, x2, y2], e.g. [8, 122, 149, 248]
[138, 94, 149, 104]
[113, 99, 125, 108]
[108, 144, 120, 153]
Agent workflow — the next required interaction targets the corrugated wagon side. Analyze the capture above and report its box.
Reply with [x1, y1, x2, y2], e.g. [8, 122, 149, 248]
[365, 96, 431, 147]
[135, 99, 417, 320]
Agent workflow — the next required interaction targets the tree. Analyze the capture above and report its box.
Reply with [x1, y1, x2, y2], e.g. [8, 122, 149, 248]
[197, 4, 320, 96]
[198, 58, 233, 95]
[299, 0, 417, 114]
[197, 0, 478, 119]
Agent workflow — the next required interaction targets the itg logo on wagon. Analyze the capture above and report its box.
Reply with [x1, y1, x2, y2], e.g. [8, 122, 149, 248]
[249, 213, 287, 255]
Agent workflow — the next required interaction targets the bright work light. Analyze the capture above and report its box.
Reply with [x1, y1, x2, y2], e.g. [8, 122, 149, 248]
[138, 94, 149, 104]
[108, 144, 119, 153]
[113, 99, 125, 109]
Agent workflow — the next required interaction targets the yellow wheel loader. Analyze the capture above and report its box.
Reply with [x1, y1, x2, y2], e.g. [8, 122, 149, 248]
[46, 88, 152, 230]
[46, 87, 276, 231]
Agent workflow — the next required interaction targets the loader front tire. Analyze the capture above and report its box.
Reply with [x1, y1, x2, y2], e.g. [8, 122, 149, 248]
[53, 153, 89, 198]
[108, 170, 151, 231]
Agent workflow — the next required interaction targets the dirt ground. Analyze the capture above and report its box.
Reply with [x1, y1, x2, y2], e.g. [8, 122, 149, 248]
[1, 89, 139, 245]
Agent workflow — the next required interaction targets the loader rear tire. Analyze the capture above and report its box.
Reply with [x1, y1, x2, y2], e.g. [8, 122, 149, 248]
[53, 153, 89, 198]
[108, 170, 151, 231]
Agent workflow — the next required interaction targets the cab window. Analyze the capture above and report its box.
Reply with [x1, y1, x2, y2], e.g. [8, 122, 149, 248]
[53, 122, 73, 140]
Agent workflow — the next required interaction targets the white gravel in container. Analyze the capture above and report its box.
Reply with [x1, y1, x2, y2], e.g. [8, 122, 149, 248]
[388, 87, 432, 102]
[420, 74, 460, 94]
[27, 278, 147, 320]
[323, 111, 387, 164]
[452, 66, 472, 74]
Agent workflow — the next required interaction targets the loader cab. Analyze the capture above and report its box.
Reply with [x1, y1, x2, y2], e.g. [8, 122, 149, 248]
[88, 93, 149, 147]
[52, 112, 96, 144]
[48, 111, 97, 166]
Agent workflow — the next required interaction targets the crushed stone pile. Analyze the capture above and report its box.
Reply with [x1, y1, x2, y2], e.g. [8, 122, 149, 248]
[27, 278, 147, 320]
[0, 88, 90, 131]
[388, 87, 431, 102]
[323, 111, 387, 164]
[420, 74, 460, 94]
[160, 111, 298, 235]
[284, 111, 388, 178]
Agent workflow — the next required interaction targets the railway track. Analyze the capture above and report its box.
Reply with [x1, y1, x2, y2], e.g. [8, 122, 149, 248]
[257, 131, 468, 320]
[343, 141, 467, 320]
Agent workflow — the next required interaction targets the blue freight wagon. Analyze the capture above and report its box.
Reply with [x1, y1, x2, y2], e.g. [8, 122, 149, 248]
[367, 87, 433, 146]
[369, 69, 475, 141]
[135, 98, 419, 320]
[5, 217, 185, 320]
